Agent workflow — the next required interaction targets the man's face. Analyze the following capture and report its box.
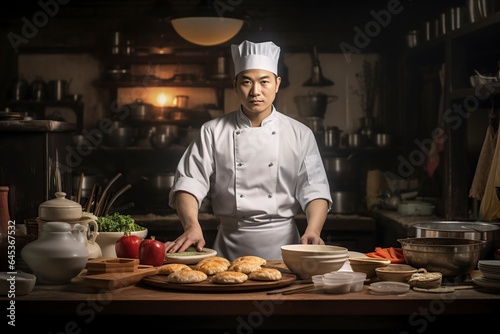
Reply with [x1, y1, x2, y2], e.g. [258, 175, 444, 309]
[234, 69, 281, 117]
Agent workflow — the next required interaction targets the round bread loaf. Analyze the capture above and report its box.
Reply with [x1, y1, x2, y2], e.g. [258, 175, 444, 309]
[212, 271, 248, 284]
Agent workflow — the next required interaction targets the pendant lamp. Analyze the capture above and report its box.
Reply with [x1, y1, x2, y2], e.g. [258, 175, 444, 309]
[169, 0, 244, 47]
[171, 16, 244, 46]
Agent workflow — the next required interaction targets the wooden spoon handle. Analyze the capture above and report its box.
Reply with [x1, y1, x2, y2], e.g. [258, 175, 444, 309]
[95, 173, 121, 216]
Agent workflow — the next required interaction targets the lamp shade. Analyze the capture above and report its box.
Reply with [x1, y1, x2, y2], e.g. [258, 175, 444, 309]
[171, 17, 243, 46]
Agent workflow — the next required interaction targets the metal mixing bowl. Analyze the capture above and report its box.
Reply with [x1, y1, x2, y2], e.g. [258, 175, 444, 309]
[398, 237, 485, 277]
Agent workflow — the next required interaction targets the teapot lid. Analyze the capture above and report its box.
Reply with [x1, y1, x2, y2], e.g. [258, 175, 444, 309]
[39, 192, 82, 221]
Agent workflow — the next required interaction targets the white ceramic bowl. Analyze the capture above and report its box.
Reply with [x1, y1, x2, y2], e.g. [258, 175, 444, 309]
[281, 253, 348, 279]
[0, 271, 36, 296]
[95, 229, 148, 257]
[300, 253, 349, 259]
[281, 244, 348, 256]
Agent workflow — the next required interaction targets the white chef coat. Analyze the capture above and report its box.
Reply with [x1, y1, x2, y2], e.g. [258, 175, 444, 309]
[169, 107, 332, 261]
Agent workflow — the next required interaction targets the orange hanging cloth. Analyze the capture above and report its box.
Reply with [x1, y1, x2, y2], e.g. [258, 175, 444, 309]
[427, 64, 445, 178]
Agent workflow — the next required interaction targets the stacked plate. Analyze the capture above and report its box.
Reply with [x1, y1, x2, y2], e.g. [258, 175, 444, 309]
[472, 260, 500, 292]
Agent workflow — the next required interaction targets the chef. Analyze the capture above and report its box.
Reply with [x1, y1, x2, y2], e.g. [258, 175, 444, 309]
[165, 40, 332, 260]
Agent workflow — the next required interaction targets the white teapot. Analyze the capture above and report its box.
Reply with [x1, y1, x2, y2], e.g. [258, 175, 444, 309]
[21, 221, 89, 284]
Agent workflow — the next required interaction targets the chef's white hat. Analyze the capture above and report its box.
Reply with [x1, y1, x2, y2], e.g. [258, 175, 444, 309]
[231, 40, 280, 76]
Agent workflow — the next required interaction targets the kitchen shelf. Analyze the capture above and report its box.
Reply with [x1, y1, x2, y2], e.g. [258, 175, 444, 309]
[0, 100, 84, 130]
[94, 78, 233, 89]
[400, 9, 500, 219]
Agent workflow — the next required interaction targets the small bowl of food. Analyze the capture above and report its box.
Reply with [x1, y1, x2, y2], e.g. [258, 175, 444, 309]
[375, 264, 418, 283]
[348, 257, 391, 279]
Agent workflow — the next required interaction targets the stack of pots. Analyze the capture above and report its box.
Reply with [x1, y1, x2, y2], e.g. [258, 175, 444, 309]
[322, 154, 360, 214]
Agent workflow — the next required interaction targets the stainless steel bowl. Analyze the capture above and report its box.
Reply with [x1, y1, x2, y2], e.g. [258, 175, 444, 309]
[412, 221, 500, 259]
[398, 237, 485, 277]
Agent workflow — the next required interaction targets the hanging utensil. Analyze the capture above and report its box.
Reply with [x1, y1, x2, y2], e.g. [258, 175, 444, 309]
[107, 202, 135, 215]
[85, 183, 98, 213]
[103, 184, 132, 216]
[95, 173, 121, 216]
[76, 172, 84, 205]
[302, 46, 334, 87]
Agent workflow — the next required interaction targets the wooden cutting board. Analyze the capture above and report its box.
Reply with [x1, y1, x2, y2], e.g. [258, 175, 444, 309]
[83, 265, 159, 290]
[86, 258, 139, 273]
[141, 273, 297, 292]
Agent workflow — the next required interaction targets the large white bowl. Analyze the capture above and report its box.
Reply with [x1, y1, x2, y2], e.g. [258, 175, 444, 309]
[95, 229, 148, 257]
[300, 253, 349, 259]
[281, 244, 348, 256]
[282, 254, 348, 280]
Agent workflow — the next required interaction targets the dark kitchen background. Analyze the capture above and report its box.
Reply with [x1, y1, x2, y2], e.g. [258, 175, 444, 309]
[1, 0, 499, 239]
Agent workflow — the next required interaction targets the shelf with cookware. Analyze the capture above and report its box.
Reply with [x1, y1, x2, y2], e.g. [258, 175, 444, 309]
[400, 9, 500, 219]
[72, 49, 234, 215]
[1, 75, 85, 130]
[0, 100, 85, 130]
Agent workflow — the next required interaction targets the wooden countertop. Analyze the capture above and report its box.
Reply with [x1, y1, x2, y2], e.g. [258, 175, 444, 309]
[4, 261, 500, 331]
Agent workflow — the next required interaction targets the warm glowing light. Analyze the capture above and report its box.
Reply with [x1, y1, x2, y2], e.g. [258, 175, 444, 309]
[156, 92, 168, 107]
[171, 17, 243, 46]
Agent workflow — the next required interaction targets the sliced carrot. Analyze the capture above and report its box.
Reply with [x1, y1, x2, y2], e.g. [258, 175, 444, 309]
[375, 247, 392, 259]
[365, 252, 385, 259]
[388, 247, 399, 259]
[389, 258, 406, 264]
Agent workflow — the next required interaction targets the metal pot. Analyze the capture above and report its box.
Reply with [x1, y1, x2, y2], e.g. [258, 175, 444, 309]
[347, 133, 364, 148]
[330, 191, 358, 213]
[412, 221, 500, 260]
[375, 133, 392, 147]
[141, 173, 175, 193]
[294, 91, 337, 118]
[126, 98, 154, 120]
[48, 80, 70, 101]
[103, 125, 138, 148]
[322, 154, 357, 180]
[149, 125, 178, 149]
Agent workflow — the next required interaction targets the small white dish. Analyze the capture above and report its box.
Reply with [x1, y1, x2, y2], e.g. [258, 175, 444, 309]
[478, 271, 500, 280]
[478, 260, 500, 268]
[0, 271, 36, 296]
[369, 281, 410, 295]
[165, 247, 217, 264]
[472, 277, 500, 292]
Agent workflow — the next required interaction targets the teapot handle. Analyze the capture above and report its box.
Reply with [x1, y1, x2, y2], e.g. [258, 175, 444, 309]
[86, 220, 99, 243]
